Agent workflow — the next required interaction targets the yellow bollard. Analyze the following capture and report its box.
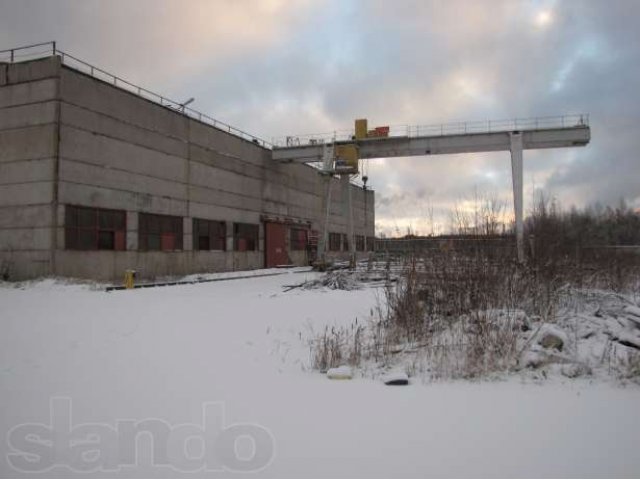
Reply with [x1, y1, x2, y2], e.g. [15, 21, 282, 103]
[124, 269, 136, 289]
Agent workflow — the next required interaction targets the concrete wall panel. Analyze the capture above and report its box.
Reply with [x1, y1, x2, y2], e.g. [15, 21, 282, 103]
[0, 158, 55, 185]
[60, 126, 187, 182]
[189, 161, 262, 196]
[189, 185, 262, 213]
[6, 57, 60, 84]
[59, 158, 187, 201]
[61, 102, 188, 158]
[0, 124, 56, 163]
[189, 201, 260, 224]
[59, 181, 187, 216]
[189, 144, 263, 179]
[0, 182, 53, 206]
[0, 227, 51, 250]
[0, 78, 58, 108]
[0, 250, 51, 280]
[0, 101, 57, 130]
[61, 69, 189, 140]
[0, 204, 52, 228]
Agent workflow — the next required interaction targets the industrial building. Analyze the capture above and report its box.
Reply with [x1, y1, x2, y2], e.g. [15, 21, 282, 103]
[0, 48, 375, 281]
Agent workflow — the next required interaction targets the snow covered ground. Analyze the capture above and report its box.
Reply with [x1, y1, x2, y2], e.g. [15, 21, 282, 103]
[1, 271, 640, 477]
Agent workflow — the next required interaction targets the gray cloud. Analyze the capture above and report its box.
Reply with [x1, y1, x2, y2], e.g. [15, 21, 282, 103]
[1, 0, 638, 235]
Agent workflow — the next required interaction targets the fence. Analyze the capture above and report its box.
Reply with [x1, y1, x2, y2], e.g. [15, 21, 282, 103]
[271, 114, 589, 147]
[0, 42, 272, 148]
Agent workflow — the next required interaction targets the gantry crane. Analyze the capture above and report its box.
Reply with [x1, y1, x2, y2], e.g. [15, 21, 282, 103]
[273, 115, 591, 265]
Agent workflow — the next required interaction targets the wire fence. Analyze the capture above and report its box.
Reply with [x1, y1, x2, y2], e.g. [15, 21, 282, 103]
[0, 42, 272, 148]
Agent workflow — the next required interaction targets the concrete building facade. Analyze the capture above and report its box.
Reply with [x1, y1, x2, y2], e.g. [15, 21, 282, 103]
[0, 56, 374, 281]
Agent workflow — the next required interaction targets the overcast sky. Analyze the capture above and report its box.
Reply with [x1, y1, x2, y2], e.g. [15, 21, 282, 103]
[1, 0, 638, 235]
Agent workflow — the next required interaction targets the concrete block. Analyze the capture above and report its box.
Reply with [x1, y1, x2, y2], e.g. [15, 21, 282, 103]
[189, 121, 248, 156]
[190, 250, 228, 273]
[188, 202, 254, 224]
[262, 200, 289, 217]
[6, 57, 61, 84]
[60, 126, 188, 183]
[189, 185, 262, 213]
[60, 68, 189, 140]
[55, 225, 64, 250]
[188, 144, 264, 180]
[0, 250, 51, 280]
[0, 204, 52, 228]
[58, 181, 187, 217]
[0, 181, 53, 207]
[0, 226, 52, 250]
[183, 217, 192, 251]
[0, 158, 55, 185]
[0, 78, 58, 108]
[189, 161, 262, 196]
[126, 210, 138, 251]
[0, 124, 56, 163]
[60, 102, 188, 159]
[0, 101, 57, 130]
[59, 158, 188, 202]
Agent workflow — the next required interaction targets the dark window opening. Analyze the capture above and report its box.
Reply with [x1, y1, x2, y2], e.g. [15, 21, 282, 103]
[342, 234, 349, 251]
[193, 219, 226, 251]
[234, 223, 259, 251]
[328, 232, 341, 251]
[367, 237, 376, 251]
[65, 205, 126, 251]
[139, 213, 183, 251]
[290, 228, 307, 251]
[356, 235, 365, 252]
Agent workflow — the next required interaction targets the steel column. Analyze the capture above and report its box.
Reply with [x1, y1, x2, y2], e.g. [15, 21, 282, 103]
[510, 132, 524, 263]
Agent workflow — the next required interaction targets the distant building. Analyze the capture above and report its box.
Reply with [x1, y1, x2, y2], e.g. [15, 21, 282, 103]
[0, 55, 374, 280]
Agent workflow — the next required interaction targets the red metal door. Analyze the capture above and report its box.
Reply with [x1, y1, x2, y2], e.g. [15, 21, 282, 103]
[265, 222, 288, 267]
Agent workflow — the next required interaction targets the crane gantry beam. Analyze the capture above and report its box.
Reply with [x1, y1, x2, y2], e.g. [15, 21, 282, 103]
[272, 115, 591, 264]
[272, 124, 590, 163]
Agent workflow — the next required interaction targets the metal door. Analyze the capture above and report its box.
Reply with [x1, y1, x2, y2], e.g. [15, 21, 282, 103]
[265, 222, 288, 267]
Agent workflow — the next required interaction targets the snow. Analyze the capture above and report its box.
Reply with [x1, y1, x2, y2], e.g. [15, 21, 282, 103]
[326, 366, 353, 380]
[1, 271, 640, 477]
[381, 370, 409, 385]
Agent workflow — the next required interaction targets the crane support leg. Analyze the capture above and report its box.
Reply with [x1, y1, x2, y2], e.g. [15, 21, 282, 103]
[340, 174, 356, 268]
[510, 132, 525, 263]
[317, 175, 332, 265]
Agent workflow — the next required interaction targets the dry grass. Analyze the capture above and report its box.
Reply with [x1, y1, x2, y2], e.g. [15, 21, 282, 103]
[310, 236, 640, 380]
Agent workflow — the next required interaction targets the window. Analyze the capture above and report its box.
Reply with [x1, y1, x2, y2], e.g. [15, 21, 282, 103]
[290, 228, 307, 251]
[356, 235, 365, 252]
[65, 205, 126, 250]
[193, 219, 226, 251]
[367, 237, 376, 251]
[342, 234, 349, 251]
[328, 232, 341, 251]
[139, 213, 183, 251]
[234, 223, 259, 251]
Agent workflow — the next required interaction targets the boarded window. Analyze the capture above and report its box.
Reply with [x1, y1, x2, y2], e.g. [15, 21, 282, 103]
[356, 235, 365, 252]
[65, 205, 126, 251]
[328, 232, 341, 251]
[139, 213, 183, 251]
[234, 223, 259, 251]
[290, 228, 307, 251]
[193, 219, 226, 251]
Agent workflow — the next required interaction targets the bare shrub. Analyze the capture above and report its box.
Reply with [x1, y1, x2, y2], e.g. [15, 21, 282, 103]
[310, 199, 640, 381]
[310, 322, 365, 371]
